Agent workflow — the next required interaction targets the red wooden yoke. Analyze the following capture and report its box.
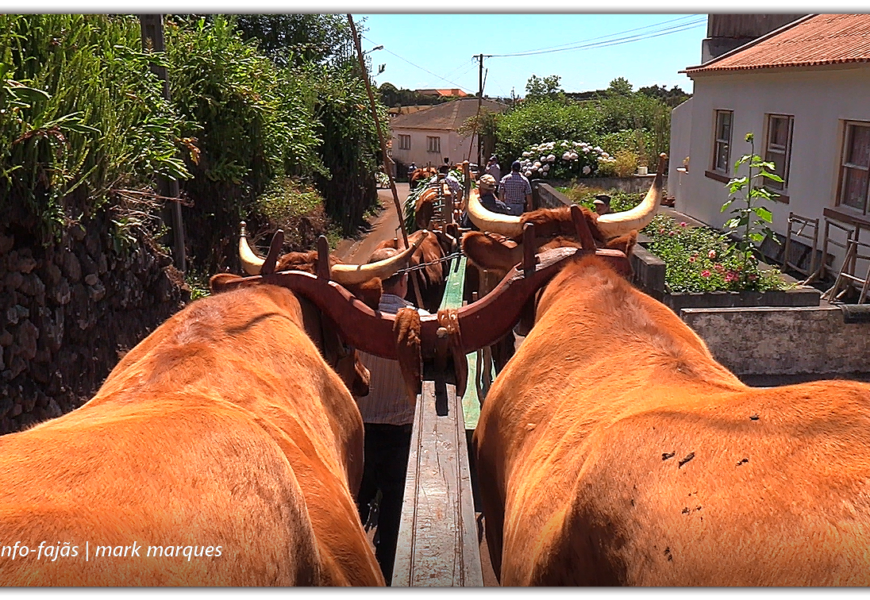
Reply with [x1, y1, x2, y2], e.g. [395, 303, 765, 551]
[217, 205, 632, 362]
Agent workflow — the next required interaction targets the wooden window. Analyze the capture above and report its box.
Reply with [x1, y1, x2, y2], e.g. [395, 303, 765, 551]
[427, 136, 441, 153]
[713, 110, 733, 174]
[399, 134, 411, 150]
[838, 121, 870, 215]
[764, 114, 793, 193]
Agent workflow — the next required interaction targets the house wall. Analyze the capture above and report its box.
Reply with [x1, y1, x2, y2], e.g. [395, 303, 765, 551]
[680, 64, 870, 270]
[669, 98, 693, 204]
[391, 128, 479, 169]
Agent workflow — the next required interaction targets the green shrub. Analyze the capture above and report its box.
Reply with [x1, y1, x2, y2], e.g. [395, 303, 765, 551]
[513, 139, 615, 181]
[644, 214, 786, 293]
[0, 14, 190, 240]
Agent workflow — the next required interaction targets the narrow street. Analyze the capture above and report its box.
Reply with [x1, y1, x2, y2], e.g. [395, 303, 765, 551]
[334, 183, 408, 263]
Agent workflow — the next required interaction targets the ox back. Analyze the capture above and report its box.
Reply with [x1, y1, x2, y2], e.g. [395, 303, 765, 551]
[0, 284, 383, 586]
[473, 255, 870, 586]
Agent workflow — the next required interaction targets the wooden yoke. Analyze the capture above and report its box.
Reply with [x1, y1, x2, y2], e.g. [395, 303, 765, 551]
[570, 204, 597, 251]
[260, 229, 284, 276]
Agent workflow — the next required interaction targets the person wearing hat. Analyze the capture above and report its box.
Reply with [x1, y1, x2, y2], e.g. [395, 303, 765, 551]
[498, 160, 533, 214]
[484, 155, 501, 183]
[461, 174, 516, 229]
[592, 194, 612, 216]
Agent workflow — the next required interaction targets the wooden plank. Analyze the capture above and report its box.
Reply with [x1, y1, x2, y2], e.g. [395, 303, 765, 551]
[392, 377, 483, 587]
[438, 255, 490, 430]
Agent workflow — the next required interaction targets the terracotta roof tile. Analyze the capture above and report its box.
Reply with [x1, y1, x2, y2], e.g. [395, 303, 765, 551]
[685, 14, 870, 75]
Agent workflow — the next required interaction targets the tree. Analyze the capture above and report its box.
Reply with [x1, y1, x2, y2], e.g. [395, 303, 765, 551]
[607, 77, 633, 96]
[378, 82, 400, 107]
[233, 14, 355, 67]
[525, 74, 564, 101]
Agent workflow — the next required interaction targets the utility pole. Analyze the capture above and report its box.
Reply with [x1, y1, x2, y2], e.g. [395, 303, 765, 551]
[474, 53, 491, 168]
[139, 14, 185, 273]
[477, 53, 483, 168]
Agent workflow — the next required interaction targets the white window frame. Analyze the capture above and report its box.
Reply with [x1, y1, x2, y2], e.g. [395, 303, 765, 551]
[712, 110, 733, 174]
[427, 136, 441, 153]
[398, 134, 411, 150]
[763, 114, 793, 194]
[837, 120, 870, 215]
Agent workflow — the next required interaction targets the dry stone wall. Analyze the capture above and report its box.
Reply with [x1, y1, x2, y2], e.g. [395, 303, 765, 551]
[0, 213, 187, 434]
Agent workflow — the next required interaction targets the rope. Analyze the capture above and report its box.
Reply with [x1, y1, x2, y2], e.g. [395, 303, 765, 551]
[395, 251, 464, 275]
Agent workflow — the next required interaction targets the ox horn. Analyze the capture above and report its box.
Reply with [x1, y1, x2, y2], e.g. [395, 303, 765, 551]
[466, 189, 525, 237]
[595, 153, 666, 239]
[329, 231, 425, 285]
[239, 221, 265, 275]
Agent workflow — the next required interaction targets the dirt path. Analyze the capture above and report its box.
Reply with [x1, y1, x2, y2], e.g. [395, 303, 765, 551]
[334, 183, 408, 263]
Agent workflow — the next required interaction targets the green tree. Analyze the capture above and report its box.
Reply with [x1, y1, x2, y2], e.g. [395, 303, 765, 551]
[607, 77, 633, 96]
[525, 74, 564, 101]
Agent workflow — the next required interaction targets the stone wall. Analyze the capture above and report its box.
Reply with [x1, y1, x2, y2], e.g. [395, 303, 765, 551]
[681, 305, 870, 376]
[0, 214, 187, 434]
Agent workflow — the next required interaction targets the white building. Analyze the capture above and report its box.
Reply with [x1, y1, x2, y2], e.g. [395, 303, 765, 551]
[390, 98, 507, 170]
[670, 14, 870, 276]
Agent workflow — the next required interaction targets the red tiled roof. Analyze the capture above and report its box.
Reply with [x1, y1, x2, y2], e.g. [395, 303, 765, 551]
[685, 14, 870, 75]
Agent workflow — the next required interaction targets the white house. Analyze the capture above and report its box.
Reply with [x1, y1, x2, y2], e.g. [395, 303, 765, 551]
[390, 98, 507, 171]
[670, 14, 870, 277]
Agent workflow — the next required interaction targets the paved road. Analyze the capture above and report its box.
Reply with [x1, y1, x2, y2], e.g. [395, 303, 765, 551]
[334, 183, 409, 263]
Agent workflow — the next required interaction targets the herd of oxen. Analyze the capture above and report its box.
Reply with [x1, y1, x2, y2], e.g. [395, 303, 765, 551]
[2, 162, 870, 587]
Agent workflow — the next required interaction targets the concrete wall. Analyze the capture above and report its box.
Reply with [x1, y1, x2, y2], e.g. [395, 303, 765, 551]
[391, 128, 478, 168]
[669, 98, 693, 206]
[681, 305, 870, 376]
[679, 65, 870, 272]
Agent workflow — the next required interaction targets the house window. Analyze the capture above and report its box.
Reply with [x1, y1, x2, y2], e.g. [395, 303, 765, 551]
[713, 110, 733, 174]
[399, 134, 411, 150]
[427, 136, 441, 153]
[764, 114, 793, 193]
[838, 121, 870, 215]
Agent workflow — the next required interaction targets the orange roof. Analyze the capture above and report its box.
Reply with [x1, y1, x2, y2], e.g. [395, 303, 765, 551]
[685, 14, 870, 76]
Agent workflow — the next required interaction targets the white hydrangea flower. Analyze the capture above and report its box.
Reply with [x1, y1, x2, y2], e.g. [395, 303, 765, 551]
[522, 151, 531, 158]
[534, 161, 542, 169]
[562, 152, 572, 161]
[524, 171, 533, 177]
[582, 165, 592, 175]
[547, 154, 555, 162]
[542, 164, 550, 171]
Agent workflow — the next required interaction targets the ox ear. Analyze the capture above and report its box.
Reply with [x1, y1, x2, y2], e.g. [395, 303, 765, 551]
[347, 278, 383, 311]
[210, 273, 244, 294]
[461, 231, 521, 273]
[604, 231, 638, 256]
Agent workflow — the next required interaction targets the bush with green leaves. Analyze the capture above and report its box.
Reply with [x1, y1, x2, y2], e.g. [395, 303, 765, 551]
[0, 14, 190, 241]
[644, 214, 785, 293]
[495, 98, 598, 167]
[720, 132, 781, 288]
[515, 140, 615, 180]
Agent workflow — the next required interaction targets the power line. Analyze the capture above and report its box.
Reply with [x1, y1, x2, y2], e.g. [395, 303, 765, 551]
[361, 34, 472, 92]
[497, 14, 701, 56]
[490, 17, 705, 58]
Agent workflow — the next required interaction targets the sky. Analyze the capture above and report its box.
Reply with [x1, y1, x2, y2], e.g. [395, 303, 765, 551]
[355, 13, 708, 99]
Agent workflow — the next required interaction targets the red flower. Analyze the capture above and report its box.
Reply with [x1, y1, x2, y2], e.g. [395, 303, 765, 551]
[701, 270, 711, 278]
[714, 263, 724, 272]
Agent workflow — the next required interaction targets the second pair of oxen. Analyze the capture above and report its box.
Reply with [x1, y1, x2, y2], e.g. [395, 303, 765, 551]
[0, 240, 425, 586]
[464, 166, 870, 586]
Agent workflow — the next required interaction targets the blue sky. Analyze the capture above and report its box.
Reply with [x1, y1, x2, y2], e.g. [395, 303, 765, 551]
[355, 14, 708, 98]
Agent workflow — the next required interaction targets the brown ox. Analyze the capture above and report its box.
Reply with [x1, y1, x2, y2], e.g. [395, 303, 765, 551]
[460, 170, 661, 366]
[0, 276, 391, 585]
[409, 167, 437, 190]
[238, 224, 421, 396]
[375, 229, 456, 313]
[471, 253, 870, 586]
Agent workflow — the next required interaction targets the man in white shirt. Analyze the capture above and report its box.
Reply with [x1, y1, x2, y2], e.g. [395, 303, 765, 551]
[354, 247, 430, 584]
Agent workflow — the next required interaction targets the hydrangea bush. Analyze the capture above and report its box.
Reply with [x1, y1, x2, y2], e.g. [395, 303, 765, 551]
[515, 140, 616, 180]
